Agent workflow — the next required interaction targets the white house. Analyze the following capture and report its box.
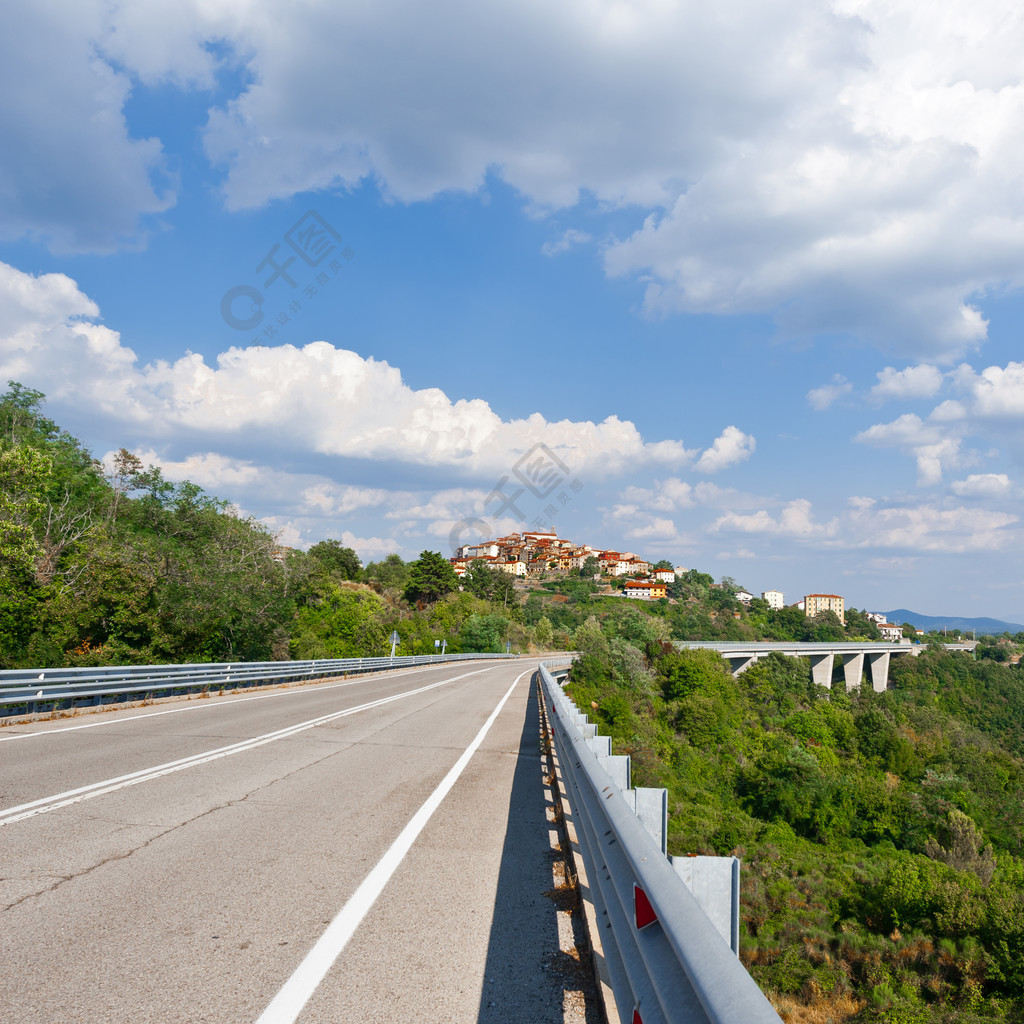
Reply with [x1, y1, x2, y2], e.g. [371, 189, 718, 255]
[762, 590, 784, 610]
[496, 560, 527, 576]
[624, 580, 668, 600]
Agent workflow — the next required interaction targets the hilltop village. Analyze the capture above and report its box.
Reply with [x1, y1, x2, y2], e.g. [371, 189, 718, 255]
[452, 528, 670, 598]
[450, 529, 906, 636]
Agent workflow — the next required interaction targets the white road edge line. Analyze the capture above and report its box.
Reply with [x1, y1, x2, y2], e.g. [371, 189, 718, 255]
[254, 669, 528, 1024]
[0, 667, 493, 827]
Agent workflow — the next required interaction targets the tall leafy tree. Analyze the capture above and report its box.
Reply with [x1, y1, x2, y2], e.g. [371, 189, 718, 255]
[307, 540, 362, 580]
[404, 550, 460, 604]
[365, 553, 409, 595]
[465, 558, 516, 605]
[291, 584, 388, 659]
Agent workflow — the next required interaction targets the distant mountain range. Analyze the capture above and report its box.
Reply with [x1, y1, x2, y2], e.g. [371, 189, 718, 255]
[884, 609, 1024, 636]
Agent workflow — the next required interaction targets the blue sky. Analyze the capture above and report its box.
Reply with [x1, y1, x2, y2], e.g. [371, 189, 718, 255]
[2, 0, 1024, 620]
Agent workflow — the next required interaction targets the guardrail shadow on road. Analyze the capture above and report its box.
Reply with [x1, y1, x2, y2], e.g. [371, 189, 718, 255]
[475, 676, 601, 1024]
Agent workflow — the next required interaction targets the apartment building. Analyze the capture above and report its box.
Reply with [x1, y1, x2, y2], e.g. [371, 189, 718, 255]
[804, 593, 845, 625]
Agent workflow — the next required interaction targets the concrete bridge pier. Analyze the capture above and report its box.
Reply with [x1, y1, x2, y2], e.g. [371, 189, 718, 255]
[810, 653, 834, 688]
[727, 654, 757, 674]
[868, 652, 890, 692]
[842, 653, 865, 691]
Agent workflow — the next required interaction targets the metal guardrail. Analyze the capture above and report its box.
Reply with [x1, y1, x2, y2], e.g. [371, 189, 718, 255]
[0, 653, 517, 716]
[538, 662, 781, 1024]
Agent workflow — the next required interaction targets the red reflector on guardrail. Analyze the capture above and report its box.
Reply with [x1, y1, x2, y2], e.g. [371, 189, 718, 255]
[634, 884, 657, 929]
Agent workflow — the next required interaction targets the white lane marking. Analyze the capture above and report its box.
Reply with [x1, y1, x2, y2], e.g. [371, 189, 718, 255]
[0, 662, 466, 743]
[0, 668, 493, 827]
[255, 670, 527, 1024]
[0, 679, 372, 742]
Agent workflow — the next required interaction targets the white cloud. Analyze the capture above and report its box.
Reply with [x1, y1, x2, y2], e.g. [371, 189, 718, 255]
[105, 449, 264, 490]
[855, 413, 971, 485]
[542, 229, 593, 257]
[691, 482, 765, 510]
[807, 374, 853, 410]
[856, 357, 1024, 484]
[871, 364, 944, 400]
[626, 518, 678, 541]
[950, 473, 1011, 497]
[695, 426, 756, 473]
[952, 361, 1024, 419]
[712, 498, 839, 539]
[107, 446, 533, 559]
[5, 2, 1024, 350]
[618, 477, 763, 512]
[620, 477, 694, 511]
[856, 413, 934, 448]
[0, 2, 180, 251]
[383, 489, 491, 521]
[714, 493, 1017, 552]
[846, 501, 1017, 552]
[719, 547, 758, 560]
[261, 519, 401, 560]
[0, 261, 696, 480]
[426, 514, 522, 544]
[204, 0, 1008, 354]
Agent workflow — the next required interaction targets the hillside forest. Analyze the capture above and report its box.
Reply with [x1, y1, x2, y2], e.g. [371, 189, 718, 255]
[5, 384, 1024, 1022]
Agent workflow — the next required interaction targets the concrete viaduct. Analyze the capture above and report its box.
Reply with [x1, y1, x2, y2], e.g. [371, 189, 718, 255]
[675, 641, 973, 691]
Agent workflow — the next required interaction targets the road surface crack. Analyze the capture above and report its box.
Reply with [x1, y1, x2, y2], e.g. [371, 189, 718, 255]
[2, 750, 343, 913]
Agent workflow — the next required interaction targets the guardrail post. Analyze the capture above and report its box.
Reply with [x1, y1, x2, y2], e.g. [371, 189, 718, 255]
[627, 788, 668, 855]
[671, 856, 741, 956]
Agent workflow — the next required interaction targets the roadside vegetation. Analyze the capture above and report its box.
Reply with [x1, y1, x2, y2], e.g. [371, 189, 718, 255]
[566, 634, 1024, 1023]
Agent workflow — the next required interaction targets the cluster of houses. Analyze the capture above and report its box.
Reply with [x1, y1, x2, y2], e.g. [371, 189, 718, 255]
[451, 529, 678, 599]
[450, 534, 908, 632]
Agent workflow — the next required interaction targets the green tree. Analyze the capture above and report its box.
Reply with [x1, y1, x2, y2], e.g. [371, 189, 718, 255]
[845, 606, 882, 641]
[465, 559, 516, 605]
[534, 615, 553, 648]
[307, 540, 362, 580]
[404, 550, 460, 604]
[0, 444, 51, 584]
[925, 808, 996, 885]
[657, 646, 734, 701]
[291, 584, 388, 658]
[802, 610, 846, 642]
[365, 553, 409, 595]
[459, 613, 509, 652]
[573, 615, 612, 663]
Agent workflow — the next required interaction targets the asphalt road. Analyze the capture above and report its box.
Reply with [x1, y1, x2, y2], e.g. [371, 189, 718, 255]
[0, 659, 596, 1023]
